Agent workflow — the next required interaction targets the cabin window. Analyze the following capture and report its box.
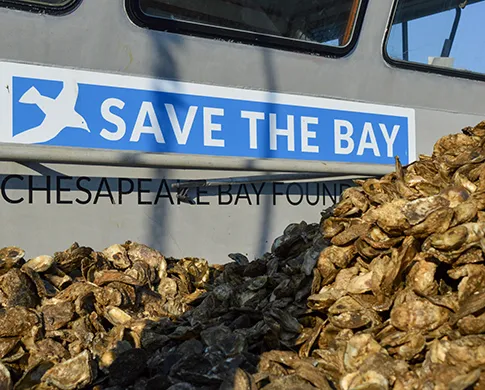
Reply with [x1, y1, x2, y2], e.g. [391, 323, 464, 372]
[0, 0, 80, 13]
[12, 0, 73, 4]
[385, 0, 485, 80]
[127, 0, 368, 56]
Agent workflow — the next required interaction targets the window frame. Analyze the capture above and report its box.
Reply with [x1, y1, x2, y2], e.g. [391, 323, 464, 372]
[382, 0, 485, 83]
[0, 0, 81, 15]
[125, 0, 369, 57]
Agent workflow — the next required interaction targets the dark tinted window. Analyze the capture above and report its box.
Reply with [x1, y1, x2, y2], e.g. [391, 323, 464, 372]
[0, 0, 80, 13]
[3, 0, 75, 5]
[385, 0, 485, 79]
[135, 0, 366, 52]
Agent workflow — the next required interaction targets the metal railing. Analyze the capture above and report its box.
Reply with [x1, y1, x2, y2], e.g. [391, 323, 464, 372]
[0, 142, 394, 175]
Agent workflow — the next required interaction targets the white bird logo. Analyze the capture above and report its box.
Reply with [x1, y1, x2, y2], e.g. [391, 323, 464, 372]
[13, 79, 90, 144]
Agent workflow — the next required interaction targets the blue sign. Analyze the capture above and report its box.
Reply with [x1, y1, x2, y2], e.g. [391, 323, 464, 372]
[0, 61, 416, 165]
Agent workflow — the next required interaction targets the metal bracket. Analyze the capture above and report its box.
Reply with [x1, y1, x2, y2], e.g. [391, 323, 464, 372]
[171, 172, 377, 205]
[175, 187, 197, 205]
[171, 173, 375, 190]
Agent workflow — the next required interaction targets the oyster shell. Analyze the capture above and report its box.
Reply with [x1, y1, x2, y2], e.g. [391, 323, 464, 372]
[0, 246, 25, 272]
[0, 268, 40, 308]
[23, 255, 54, 273]
[42, 350, 96, 390]
[0, 362, 12, 390]
[102, 244, 131, 270]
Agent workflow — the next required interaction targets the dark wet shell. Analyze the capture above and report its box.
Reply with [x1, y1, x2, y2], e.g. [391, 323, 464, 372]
[228, 253, 250, 266]
[107, 348, 148, 387]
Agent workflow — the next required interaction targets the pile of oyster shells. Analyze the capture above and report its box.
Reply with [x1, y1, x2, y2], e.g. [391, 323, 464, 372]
[3, 121, 485, 389]
[0, 241, 225, 389]
[0, 220, 329, 389]
[310, 121, 485, 389]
